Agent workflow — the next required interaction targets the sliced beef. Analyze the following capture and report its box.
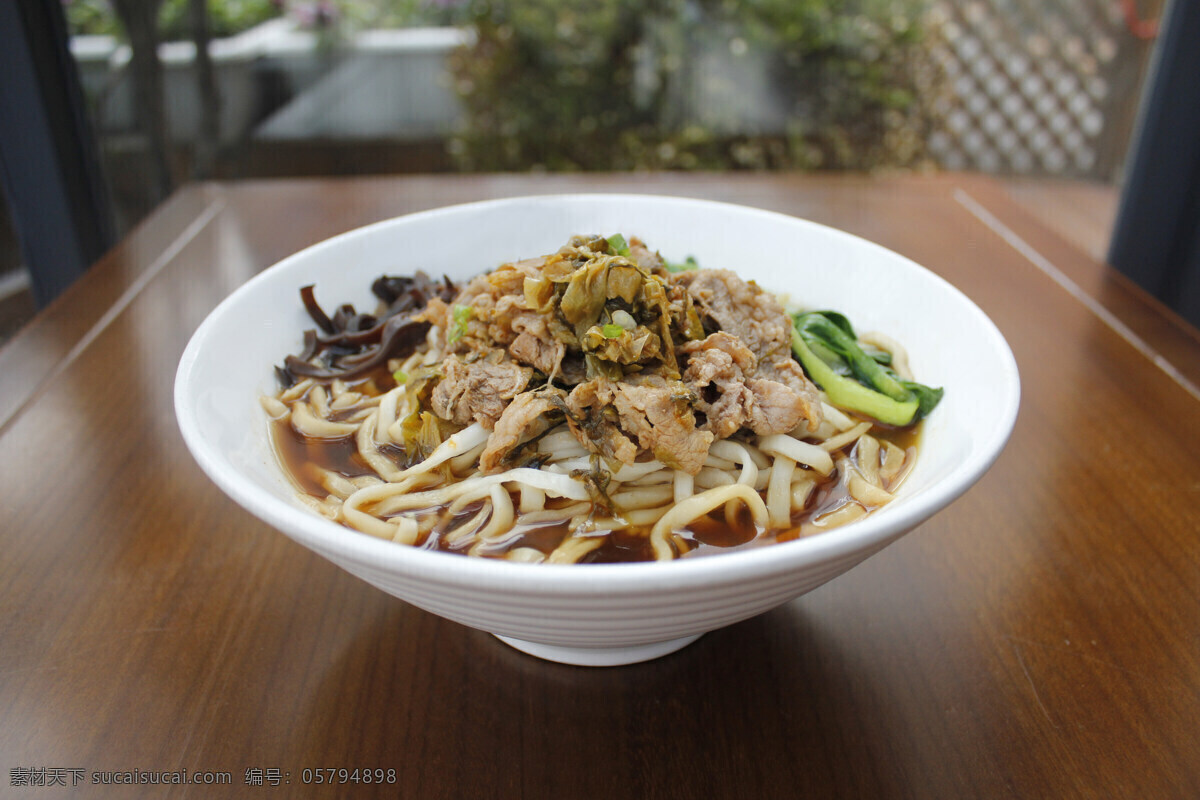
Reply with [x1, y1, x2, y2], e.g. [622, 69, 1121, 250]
[509, 332, 563, 376]
[479, 387, 567, 473]
[675, 269, 793, 364]
[610, 376, 714, 473]
[563, 380, 639, 466]
[675, 270, 823, 433]
[568, 375, 712, 474]
[507, 312, 566, 376]
[743, 379, 809, 434]
[430, 355, 532, 429]
[680, 332, 755, 438]
[680, 332, 757, 385]
[754, 357, 822, 432]
[682, 331, 822, 437]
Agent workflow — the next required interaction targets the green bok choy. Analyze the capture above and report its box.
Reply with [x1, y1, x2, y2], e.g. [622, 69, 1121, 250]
[791, 311, 943, 427]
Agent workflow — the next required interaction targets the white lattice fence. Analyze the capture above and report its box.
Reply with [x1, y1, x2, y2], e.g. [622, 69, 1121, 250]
[924, 0, 1154, 178]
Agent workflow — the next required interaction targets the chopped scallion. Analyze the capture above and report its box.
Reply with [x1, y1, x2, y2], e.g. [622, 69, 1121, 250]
[601, 323, 625, 339]
[606, 233, 631, 257]
[448, 304, 473, 343]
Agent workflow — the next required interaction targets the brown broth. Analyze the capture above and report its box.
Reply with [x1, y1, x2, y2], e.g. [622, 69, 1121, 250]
[270, 419, 377, 497]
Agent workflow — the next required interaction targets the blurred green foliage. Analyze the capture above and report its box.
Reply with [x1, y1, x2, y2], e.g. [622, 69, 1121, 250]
[335, 0, 476, 30]
[64, 0, 125, 37]
[159, 0, 281, 39]
[448, 0, 936, 171]
[65, 0, 282, 39]
[64, 0, 472, 39]
[65, 0, 936, 173]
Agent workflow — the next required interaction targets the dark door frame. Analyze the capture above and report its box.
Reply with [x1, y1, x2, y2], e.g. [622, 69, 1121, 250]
[0, 0, 115, 308]
[1107, 0, 1200, 328]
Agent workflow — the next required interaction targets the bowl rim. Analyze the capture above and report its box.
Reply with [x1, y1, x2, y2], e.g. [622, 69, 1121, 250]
[175, 192, 1020, 595]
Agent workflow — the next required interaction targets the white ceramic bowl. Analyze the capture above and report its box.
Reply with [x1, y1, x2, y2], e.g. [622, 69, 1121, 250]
[175, 194, 1019, 666]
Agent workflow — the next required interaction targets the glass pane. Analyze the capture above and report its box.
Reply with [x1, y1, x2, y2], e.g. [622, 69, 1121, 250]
[60, 0, 1166, 236]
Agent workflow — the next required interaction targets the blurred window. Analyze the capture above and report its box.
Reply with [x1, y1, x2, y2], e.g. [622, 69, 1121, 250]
[58, 0, 1164, 238]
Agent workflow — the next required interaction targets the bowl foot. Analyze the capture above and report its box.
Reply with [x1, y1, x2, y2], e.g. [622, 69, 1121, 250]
[493, 633, 704, 666]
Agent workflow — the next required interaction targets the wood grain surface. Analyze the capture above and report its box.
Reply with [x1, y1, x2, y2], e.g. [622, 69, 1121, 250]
[2, 173, 1198, 799]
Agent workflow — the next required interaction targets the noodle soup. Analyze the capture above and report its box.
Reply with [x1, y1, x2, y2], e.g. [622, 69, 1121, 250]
[262, 235, 940, 564]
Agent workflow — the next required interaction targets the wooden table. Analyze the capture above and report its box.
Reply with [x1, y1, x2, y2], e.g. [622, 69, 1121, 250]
[3, 173, 1199, 797]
